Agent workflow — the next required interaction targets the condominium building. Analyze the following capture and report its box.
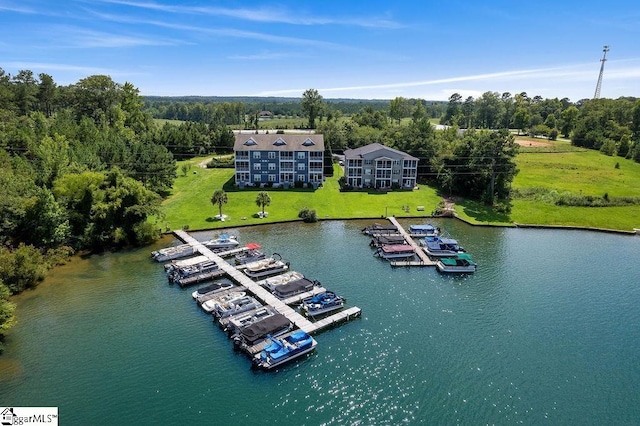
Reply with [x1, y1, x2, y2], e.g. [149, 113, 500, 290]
[234, 134, 324, 188]
[343, 143, 418, 189]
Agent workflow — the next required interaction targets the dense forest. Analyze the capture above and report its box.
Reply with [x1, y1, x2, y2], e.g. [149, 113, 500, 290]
[143, 95, 445, 124]
[1, 66, 639, 350]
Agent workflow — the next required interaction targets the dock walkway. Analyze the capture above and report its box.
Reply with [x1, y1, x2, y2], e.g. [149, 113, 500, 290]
[174, 230, 360, 334]
[386, 217, 436, 267]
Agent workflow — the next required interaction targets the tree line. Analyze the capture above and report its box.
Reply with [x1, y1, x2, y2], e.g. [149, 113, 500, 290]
[440, 91, 640, 161]
[144, 94, 445, 127]
[0, 68, 198, 346]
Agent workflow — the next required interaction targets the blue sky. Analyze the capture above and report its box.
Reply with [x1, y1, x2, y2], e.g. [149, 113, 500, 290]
[1, 0, 638, 101]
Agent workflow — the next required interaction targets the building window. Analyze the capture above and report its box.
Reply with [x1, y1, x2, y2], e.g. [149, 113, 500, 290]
[268, 151, 276, 159]
[268, 174, 276, 182]
[254, 175, 261, 182]
[364, 159, 372, 165]
[298, 174, 305, 182]
[298, 163, 305, 170]
[252, 151, 260, 159]
[253, 163, 261, 170]
[297, 152, 306, 159]
[268, 163, 276, 170]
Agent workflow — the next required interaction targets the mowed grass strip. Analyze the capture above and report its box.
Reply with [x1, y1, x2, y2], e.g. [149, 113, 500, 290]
[159, 161, 442, 231]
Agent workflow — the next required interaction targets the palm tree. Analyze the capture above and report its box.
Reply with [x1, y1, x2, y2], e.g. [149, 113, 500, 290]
[255, 191, 271, 217]
[211, 189, 228, 219]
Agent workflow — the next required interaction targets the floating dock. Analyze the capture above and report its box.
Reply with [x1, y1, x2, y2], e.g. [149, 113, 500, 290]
[386, 217, 436, 267]
[173, 230, 361, 335]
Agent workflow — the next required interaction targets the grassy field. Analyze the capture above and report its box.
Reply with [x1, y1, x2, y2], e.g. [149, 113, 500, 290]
[157, 142, 640, 232]
[158, 162, 442, 231]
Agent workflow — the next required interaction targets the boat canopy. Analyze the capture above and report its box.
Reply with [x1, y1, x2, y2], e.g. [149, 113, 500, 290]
[455, 253, 474, 262]
[409, 224, 435, 231]
[245, 242, 261, 250]
[240, 314, 290, 344]
[273, 278, 316, 298]
[381, 244, 414, 253]
[439, 238, 459, 245]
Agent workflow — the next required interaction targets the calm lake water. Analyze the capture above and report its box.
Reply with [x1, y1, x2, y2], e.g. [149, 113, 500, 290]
[1, 220, 639, 425]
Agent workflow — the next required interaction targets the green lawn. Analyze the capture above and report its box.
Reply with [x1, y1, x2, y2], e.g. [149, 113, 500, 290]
[158, 147, 640, 233]
[514, 149, 640, 197]
[505, 147, 640, 231]
[158, 162, 442, 231]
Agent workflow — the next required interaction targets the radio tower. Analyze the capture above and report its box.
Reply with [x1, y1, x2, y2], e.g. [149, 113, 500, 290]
[593, 45, 610, 99]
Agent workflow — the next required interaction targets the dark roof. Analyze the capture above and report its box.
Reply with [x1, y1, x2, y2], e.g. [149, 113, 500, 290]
[239, 314, 290, 344]
[273, 277, 315, 298]
[234, 134, 324, 152]
[344, 143, 417, 160]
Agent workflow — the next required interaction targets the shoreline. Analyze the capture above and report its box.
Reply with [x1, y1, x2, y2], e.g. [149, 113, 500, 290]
[163, 214, 639, 237]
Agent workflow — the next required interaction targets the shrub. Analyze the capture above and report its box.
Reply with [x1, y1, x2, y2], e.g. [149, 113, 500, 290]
[298, 207, 318, 223]
[294, 180, 304, 189]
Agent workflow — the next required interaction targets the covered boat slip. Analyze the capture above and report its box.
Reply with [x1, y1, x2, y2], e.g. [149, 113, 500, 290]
[272, 277, 319, 299]
[370, 234, 406, 247]
[173, 230, 361, 335]
[385, 217, 436, 266]
[235, 313, 292, 346]
[361, 223, 398, 235]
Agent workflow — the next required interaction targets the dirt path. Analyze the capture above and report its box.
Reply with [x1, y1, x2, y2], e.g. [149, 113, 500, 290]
[198, 158, 212, 168]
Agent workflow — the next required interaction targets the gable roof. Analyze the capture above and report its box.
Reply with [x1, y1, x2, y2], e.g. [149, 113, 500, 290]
[234, 134, 324, 152]
[344, 143, 418, 161]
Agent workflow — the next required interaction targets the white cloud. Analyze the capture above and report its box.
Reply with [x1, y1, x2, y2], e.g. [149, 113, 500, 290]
[254, 61, 640, 99]
[91, 0, 403, 28]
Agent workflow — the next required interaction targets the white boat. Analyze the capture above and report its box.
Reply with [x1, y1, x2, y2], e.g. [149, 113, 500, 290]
[151, 244, 197, 262]
[203, 234, 239, 249]
[436, 253, 477, 273]
[168, 259, 219, 283]
[213, 296, 262, 319]
[252, 331, 317, 370]
[164, 255, 208, 273]
[257, 271, 305, 291]
[243, 254, 289, 279]
[374, 244, 415, 259]
[201, 291, 246, 313]
[191, 281, 234, 300]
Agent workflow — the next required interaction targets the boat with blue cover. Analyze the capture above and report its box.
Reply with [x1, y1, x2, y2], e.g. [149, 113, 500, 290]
[436, 253, 477, 273]
[301, 291, 346, 316]
[252, 331, 317, 370]
[408, 223, 439, 237]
